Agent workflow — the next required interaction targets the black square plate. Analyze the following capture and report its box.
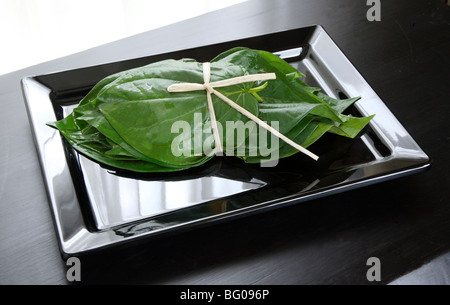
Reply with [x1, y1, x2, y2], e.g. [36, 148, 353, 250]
[21, 25, 430, 258]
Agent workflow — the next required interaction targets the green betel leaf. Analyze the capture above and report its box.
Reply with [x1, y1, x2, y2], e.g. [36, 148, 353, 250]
[47, 48, 374, 173]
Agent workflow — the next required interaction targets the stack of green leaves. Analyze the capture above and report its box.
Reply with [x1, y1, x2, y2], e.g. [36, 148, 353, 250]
[47, 48, 374, 173]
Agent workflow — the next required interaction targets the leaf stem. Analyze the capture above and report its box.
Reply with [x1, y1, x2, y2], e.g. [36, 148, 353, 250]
[226, 82, 268, 102]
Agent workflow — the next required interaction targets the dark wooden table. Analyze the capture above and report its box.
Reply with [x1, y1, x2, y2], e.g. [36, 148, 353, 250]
[1, 0, 449, 285]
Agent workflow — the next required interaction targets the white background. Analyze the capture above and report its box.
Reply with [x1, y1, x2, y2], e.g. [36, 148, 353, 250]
[0, 0, 247, 76]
